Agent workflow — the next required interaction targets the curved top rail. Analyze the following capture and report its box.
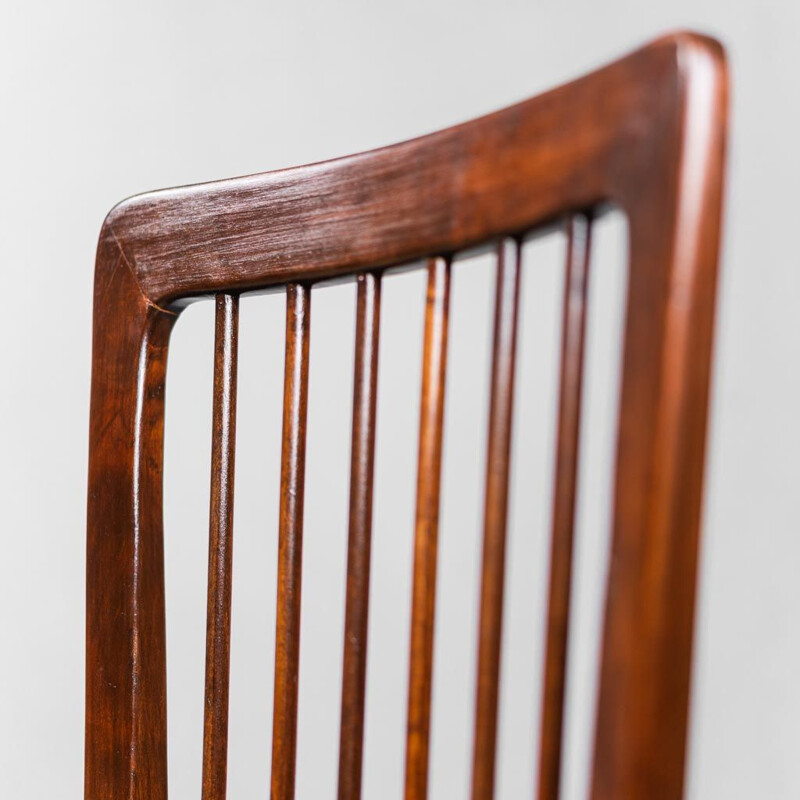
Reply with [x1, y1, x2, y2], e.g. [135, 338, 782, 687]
[97, 31, 725, 308]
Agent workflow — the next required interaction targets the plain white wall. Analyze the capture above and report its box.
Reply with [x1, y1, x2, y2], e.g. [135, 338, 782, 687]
[0, 1, 798, 798]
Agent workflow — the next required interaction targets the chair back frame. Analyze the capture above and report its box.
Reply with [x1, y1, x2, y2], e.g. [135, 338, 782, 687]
[86, 31, 727, 800]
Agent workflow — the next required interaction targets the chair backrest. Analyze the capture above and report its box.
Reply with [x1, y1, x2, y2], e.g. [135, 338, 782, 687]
[85, 31, 727, 800]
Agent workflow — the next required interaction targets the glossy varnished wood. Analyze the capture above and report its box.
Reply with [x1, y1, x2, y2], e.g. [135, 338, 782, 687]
[99, 35, 718, 312]
[86, 256, 175, 800]
[537, 215, 592, 800]
[404, 257, 451, 800]
[201, 293, 239, 800]
[86, 31, 727, 800]
[338, 272, 382, 800]
[471, 239, 522, 800]
[271, 284, 311, 800]
[590, 40, 726, 799]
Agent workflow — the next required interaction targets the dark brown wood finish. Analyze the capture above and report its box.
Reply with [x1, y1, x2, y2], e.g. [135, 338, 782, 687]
[404, 256, 451, 800]
[202, 293, 240, 800]
[338, 271, 382, 800]
[270, 283, 311, 800]
[471, 238, 522, 800]
[86, 32, 727, 800]
[537, 214, 592, 800]
[86, 252, 175, 800]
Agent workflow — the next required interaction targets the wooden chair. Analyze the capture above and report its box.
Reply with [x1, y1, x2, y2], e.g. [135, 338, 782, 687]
[86, 31, 728, 800]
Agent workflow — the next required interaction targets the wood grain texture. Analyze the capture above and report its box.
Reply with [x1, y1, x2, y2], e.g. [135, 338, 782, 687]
[86, 31, 727, 800]
[537, 214, 592, 800]
[98, 34, 718, 313]
[404, 257, 451, 800]
[338, 272, 382, 800]
[86, 247, 175, 800]
[271, 283, 311, 800]
[202, 293, 239, 800]
[471, 239, 522, 800]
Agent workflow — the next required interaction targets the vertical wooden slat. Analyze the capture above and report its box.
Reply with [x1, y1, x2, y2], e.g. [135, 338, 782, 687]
[404, 256, 452, 800]
[202, 293, 240, 800]
[537, 214, 592, 800]
[471, 238, 522, 800]
[337, 272, 383, 800]
[271, 283, 312, 800]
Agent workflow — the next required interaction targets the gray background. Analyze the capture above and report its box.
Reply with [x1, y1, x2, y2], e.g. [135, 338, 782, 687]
[1, 1, 797, 798]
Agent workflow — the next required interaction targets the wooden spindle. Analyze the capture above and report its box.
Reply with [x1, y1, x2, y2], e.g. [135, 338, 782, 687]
[537, 214, 592, 800]
[271, 283, 311, 800]
[337, 272, 383, 800]
[404, 256, 452, 800]
[202, 293, 240, 800]
[471, 238, 522, 800]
